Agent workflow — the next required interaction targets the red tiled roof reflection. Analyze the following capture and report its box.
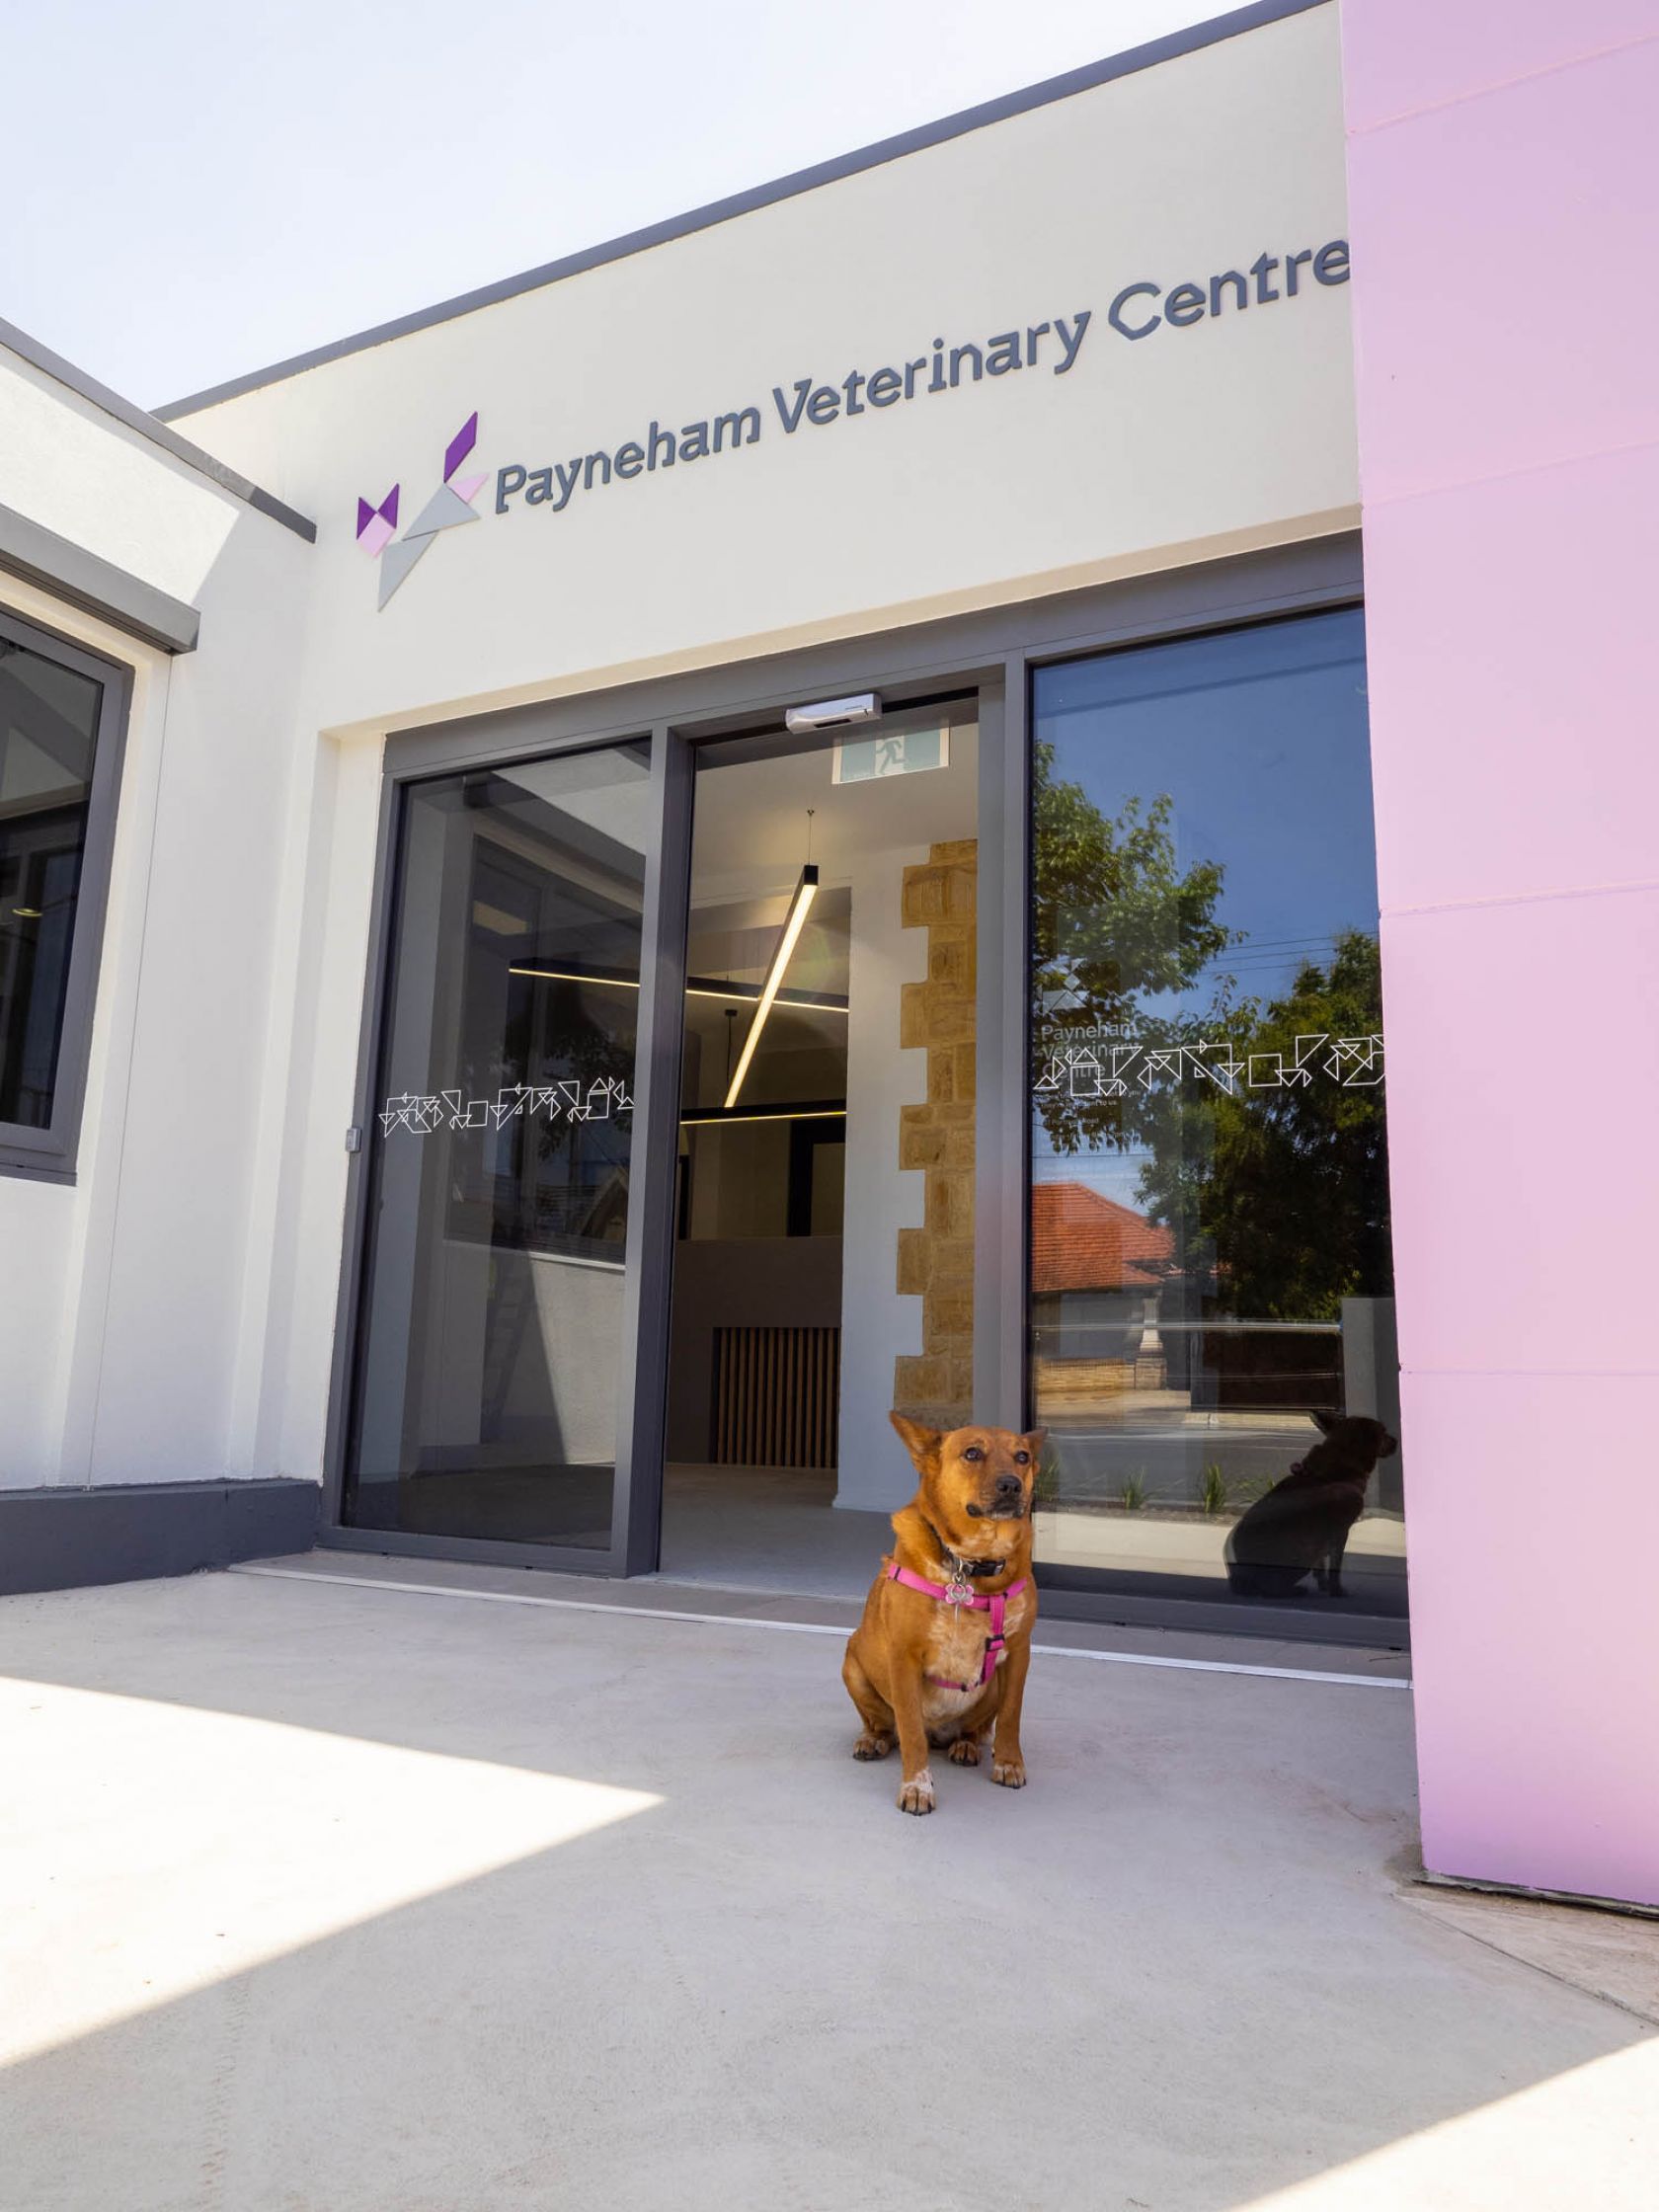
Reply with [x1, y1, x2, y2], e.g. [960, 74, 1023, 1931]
[1030, 1180, 1175, 1294]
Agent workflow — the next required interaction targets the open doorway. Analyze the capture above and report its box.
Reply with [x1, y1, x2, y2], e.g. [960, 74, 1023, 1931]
[661, 701, 979, 1595]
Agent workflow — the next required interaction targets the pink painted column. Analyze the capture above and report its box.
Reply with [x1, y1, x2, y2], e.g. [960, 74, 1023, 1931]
[1339, 1, 1659, 1906]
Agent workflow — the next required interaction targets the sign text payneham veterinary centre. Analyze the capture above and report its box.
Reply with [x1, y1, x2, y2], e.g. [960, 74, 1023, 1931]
[494, 238, 1350, 519]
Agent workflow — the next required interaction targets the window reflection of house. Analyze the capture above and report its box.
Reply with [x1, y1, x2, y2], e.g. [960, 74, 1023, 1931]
[1030, 1180, 1174, 1399]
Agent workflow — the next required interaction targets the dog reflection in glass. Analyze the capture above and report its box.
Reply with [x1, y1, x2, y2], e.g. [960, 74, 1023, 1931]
[1225, 1412, 1398, 1600]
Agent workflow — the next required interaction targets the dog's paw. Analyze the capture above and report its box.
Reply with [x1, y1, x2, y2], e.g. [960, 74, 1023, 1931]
[947, 1738, 981, 1767]
[897, 1768, 936, 1815]
[990, 1756, 1027, 1789]
[853, 1731, 894, 1761]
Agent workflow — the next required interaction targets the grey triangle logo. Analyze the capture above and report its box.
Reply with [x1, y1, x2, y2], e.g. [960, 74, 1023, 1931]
[377, 532, 435, 609]
[404, 482, 483, 538]
[357, 412, 485, 608]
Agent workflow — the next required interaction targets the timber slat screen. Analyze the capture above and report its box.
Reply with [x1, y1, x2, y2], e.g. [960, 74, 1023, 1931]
[713, 1325, 840, 1468]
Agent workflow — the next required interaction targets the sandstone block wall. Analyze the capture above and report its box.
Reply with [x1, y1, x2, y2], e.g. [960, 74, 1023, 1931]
[893, 838, 977, 1429]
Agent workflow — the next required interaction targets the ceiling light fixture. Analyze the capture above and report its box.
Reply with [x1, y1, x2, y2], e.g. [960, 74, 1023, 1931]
[509, 966, 638, 989]
[691, 983, 843, 1011]
[507, 963, 845, 1013]
[681, 1105, 845, 1128]
[724, 864, 819, 1108]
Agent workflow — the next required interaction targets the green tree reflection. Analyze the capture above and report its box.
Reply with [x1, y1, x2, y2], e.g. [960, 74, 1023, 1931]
[1031, 741, 1232, 1157]
[1135, 932, 1390, 1320]
[1032, 746, 1389, 1321]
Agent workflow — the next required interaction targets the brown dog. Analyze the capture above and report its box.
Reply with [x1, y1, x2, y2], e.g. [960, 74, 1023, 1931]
[842, 1413, 1045, 1814]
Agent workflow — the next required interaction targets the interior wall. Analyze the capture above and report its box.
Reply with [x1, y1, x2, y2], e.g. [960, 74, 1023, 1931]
[835, 847, 930, 1511]
[685, 1122, 793, 1239]
[1341, 0, 1659, 1907]
[665, 1238, 842, 1463]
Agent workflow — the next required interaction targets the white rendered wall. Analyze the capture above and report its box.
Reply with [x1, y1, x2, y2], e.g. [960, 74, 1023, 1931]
[0, 347, 312, 1490]
[0, 1177, 73, 1478]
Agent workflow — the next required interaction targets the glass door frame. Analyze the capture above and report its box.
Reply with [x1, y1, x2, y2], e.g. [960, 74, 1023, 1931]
[319, 531, 1376, 1630]
[322, 715, 689, 1579]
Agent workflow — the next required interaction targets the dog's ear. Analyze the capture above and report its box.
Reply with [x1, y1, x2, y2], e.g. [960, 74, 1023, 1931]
[1020, 1428, 1048, 1460]
[890, 1410, 943, 1473]
[1311, 1410, 1341, 1436]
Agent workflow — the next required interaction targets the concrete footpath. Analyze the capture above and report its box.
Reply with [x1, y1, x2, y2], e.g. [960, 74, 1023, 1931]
[1, 1569, 1654, 2211]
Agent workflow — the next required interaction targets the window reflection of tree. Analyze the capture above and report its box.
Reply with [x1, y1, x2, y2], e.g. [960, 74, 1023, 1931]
[1138, 931, 1390, 1324]
[1031, 743, 1390, 1329]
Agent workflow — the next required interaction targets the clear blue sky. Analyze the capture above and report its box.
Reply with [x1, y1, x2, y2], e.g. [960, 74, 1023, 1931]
[5, 1, 1223, 412]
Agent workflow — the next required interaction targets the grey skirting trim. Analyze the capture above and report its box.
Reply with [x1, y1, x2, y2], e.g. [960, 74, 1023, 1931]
[0, 1478, 321, 1596]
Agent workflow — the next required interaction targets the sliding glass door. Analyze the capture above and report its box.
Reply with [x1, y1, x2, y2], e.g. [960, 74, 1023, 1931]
[343, 743, 655, 1556]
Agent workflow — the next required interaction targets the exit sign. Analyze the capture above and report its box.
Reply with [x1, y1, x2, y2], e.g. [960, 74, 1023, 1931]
[831, 726, 949, 784]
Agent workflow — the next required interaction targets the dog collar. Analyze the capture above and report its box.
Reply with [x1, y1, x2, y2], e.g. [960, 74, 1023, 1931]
[919, 1515, 1014, 1581]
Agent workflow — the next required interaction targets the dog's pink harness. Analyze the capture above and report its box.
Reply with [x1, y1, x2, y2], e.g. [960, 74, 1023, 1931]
[886, 1560, 1028, 1690]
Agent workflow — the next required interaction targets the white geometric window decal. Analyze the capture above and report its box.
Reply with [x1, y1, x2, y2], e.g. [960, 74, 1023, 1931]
[1032, 1033, 1383, 1100]
[379, 1076, 633, 1138]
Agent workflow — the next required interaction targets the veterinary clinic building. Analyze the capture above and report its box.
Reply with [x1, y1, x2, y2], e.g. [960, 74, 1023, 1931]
[3, 0, 1655, 1913]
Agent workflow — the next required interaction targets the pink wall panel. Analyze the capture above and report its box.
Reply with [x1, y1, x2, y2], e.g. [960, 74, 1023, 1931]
[1346, 37, 1659, 504]
[1382, 887, 1659, 1382]
[1341, 0, 1659, 130]
[1404, 1369, 1659, 1904]
[1363, 442, 1659, 911]
[1341, 1, 1659, 1905]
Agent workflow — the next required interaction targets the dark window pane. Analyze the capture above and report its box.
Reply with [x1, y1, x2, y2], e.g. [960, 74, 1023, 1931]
[0, 638, 102, 1130]
[1028, 609, 1403, 1617]
[346, 745, 651, 1547]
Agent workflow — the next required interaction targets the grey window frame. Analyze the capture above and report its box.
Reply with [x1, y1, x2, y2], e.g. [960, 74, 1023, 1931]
[0, 603, 132, 1183]
[321, 533, 1390, 1640]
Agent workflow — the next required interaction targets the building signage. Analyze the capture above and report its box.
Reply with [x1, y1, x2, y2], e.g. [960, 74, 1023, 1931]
[357, 411, 486, 608]
[492, 310, 1094, 523]
[360, 237, 1348, 604]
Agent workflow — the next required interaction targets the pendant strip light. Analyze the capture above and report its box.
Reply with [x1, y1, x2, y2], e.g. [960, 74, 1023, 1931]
[724, 864, 819, 1108]
[507, 963, 845, 1012]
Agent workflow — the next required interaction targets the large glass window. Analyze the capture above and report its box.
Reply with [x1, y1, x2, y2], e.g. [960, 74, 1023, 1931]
[344, 744, 651, 1549]
[0, 611, 124, 1177]
[1028, 609, 1403, 1619]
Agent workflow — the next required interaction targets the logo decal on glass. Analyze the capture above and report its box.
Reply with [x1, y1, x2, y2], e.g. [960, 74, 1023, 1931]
[356, 412, 487, 608]
[1032, 1033, 1383, 1100]
[379, 1077, 633, 1137]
